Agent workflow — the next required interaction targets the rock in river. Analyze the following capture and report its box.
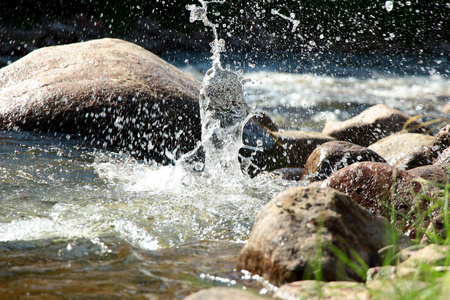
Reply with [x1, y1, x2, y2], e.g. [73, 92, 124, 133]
[237, 186, 403, 285]
[301, 140, 386, 183]
[322, 104, 423, 147]
[0, 38, 202, 164]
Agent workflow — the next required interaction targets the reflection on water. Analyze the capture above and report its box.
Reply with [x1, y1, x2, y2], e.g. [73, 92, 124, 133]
[0, 238, 250, 299]
[0, 130, 286, 297]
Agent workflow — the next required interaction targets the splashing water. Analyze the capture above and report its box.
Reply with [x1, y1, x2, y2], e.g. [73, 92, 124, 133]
[271, 9, 300, 33]
[185, 0, 252, 182]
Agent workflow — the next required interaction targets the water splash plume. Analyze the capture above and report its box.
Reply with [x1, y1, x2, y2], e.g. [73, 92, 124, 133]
[185, 0, 251, 180]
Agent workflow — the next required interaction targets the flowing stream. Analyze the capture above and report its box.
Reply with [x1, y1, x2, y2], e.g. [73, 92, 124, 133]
[1, 1, 449, 299]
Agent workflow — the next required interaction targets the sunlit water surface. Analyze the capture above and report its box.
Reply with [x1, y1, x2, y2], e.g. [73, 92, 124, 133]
[1, 53, 449, 298]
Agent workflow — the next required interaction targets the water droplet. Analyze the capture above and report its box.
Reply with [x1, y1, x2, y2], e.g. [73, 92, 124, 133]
[385, 1, 394, 12]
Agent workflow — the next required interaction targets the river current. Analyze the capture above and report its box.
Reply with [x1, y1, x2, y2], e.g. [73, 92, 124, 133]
[1, 52, 449, 298]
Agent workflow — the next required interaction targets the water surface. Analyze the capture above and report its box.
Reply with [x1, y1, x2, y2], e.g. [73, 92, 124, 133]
[1, 52, 449, 298]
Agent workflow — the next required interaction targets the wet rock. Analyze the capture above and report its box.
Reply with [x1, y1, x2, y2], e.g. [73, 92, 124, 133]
[368, 133, 435, 165]
[0, 38, 202, 164]
[322, 104, 423, 147]
[236, 186, 403, 285]
[270, 168, 304, 181]
[321, 162, 426, 234]
[408, 164, 450, 185]
[274, 280, 369, 300]
[394, 125, 450, 170]
[184, 287, 266, 300]
[240, 130, 334, 177]
[301, 141, 386, 183]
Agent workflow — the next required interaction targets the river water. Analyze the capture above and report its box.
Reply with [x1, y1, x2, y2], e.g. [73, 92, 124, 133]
[1, 51, 449, 299]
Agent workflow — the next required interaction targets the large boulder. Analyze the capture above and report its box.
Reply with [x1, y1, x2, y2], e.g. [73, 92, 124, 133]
[301, 140, 386, 183]
[236, 186, 404, 285]
[322, 104, 423, 147]
[0, 38, 202, 163]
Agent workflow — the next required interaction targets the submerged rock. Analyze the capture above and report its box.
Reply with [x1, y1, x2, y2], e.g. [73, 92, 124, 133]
[0, 38, 202, 164]
[237, 186, 402, 285]
[301, 140, 386, 183]
[322, 104, 423, 147]
[368, 133, 435, 165]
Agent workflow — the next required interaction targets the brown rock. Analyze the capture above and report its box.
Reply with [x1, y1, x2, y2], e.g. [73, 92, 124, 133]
[274, 280, 369, 300]
[240, 130, 334, 176]
[322, 104, 423, 147]
[368, 133, 434, 165]
[302, 140, 386, 183]
[321, 162, 425, 235]
[394, 124, 450, 170]
[408, 164, 450, 185]
[236, 186, 403, 285]
[0, 38, 201, 164]
[185, 287, 266, 300]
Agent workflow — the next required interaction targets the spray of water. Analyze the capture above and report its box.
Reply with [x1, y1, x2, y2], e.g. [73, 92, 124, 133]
[185, 0, 251, 183]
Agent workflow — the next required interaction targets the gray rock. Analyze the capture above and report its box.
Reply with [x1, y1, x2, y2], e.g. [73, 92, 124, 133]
[0, 38, 202, 164]
[237, 186, 403, 285]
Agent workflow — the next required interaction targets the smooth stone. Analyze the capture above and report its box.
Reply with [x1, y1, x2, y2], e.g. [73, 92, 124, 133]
[274, 280, 369, 300]
[236, 186, 405, 285]
[301, 140, 386, 183]
[368, 133, 434, 165]
[394, 124, 450, 170]
[184, 287, 267, 300]
[0, 38, 201, 164]
[322, 104, 423, 147]
[320, 162, 426, 236]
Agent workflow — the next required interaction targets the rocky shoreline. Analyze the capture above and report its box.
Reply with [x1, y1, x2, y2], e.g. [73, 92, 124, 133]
[1, 38, 450, 299]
